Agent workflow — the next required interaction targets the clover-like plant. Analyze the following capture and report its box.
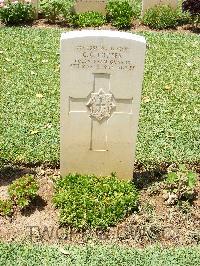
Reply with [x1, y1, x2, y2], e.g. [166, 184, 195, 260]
[164, 164, 198, 205]
[53, 173, 139, 229]
[72, 11, 106, 28]
[0, 199, 13, 216]
[8, 175, 39, 209]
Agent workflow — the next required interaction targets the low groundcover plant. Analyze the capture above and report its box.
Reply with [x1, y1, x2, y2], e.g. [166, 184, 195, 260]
[72, 11, 106, 28]
[163, 164, 198, 205]
[0, 0, 35, 25]
[0, 175, 39, 216]
[142, 5, 180, 29]
[53, 173, 139, 229]
[106, 0, 134, 29]
[40, 0, 73, 23]
[8, 175, 39, 209]
[0, 199, 13, 216]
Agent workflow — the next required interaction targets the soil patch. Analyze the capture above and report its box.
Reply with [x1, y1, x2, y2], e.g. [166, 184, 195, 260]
[0, 19, 199, 34]
[0, 163, 199, 248]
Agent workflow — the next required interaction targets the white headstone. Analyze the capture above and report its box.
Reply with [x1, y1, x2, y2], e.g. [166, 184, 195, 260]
[74, 0, 107, 14]
[60, 30, 146, 180]
[142, 0, 178, 15]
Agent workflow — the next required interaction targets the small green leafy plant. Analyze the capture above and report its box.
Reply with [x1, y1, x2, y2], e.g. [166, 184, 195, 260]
[40, 0, 73, 23]
[53, 173, 138, 229]
[164, 164, 198, 205]
[0, 1, 35, 25]
[8, 175, 39, 209]
[142, 5, 180, 29]
[130, 0, 141, 19]
[0, 199, 13, 216]
[175, 8, 191, 26]
[72, 11, 106, 28]
[106, 0, 134, 29]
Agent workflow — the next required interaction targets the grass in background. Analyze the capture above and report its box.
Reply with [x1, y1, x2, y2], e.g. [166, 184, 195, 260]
[0, 28, 60, 164]
[0, 28, 199, 166]
[137, 32, 199, 165]
[0, 243, 200, 265]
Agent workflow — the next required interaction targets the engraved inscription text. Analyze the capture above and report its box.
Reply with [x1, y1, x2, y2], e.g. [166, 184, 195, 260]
[70, 45, 135, 71]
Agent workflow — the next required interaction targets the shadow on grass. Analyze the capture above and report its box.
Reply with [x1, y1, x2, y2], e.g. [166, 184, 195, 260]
[132, 161, 200, 190]
[1, 159, 199, 191]
[0, 163, 36, 187]
[0, 157, 59, 187]
[132, 163, 169, 190]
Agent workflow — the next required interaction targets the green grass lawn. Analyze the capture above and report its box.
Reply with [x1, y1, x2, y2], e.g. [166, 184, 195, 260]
[0, 243, 200, 265]
[0, 28, 199, 166]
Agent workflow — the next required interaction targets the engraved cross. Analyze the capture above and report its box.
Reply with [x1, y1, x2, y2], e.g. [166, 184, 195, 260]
[68, 73, 133, 152]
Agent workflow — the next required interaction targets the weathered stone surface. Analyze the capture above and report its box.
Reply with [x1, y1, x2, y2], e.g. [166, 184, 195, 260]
[73, 0, 107, 14]
[60, 30, 146, 180]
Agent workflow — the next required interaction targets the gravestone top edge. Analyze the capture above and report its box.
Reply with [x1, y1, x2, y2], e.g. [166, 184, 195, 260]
[61, 30, 146, 44]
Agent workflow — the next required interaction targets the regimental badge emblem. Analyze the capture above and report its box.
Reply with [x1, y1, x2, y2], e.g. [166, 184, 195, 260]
[86, 89, 116, 121]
